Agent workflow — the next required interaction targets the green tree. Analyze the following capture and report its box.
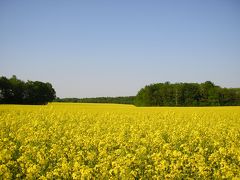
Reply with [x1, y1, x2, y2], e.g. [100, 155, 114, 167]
[24, 81, 56, 104]
[0, 75, 56, 105]
[0, 76, 12, 103]
[135, 81, 240, 107]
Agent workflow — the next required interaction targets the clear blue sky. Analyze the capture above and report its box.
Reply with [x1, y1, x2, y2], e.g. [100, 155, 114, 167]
[1, 0, 240, 98]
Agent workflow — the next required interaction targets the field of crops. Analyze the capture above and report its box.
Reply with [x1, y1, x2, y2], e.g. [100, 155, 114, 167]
[0, 103, 240, 179]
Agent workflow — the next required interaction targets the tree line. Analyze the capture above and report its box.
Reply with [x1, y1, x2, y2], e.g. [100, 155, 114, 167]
[2, 76, 239, 107]
[135, 81, 240, 106]
[0, 75, 56, 105]
[54, 96, 135, 104]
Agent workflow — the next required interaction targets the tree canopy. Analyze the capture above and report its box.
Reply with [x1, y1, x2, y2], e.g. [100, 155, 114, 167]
[54, 96, 135, 105]
[0, 75, 56, 105]
[1, 76, 239, 107]
[135, 81, 240, 106]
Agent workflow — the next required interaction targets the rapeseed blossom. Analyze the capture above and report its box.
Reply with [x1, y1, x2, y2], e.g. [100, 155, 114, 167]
[0, 103, 240, 179]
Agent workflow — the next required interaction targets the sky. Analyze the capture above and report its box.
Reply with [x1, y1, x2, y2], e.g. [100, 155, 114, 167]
[0, 0, 240, 98]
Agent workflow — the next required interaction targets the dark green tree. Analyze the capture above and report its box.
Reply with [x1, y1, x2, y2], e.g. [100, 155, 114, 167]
[0, 76, 13, 103]
[0, 76, 56, 105]
[24, 81, 56, 104]
[135, 81, 240, 107]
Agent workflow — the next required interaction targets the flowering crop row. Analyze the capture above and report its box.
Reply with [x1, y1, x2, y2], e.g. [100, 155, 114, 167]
[0, 103, 240, 179]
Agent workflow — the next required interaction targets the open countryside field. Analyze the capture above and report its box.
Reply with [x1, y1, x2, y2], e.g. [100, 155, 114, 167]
[0, 103, 240, 179]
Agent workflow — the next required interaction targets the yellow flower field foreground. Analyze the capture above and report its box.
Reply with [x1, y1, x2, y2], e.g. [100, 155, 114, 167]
[0, 103, 240, 179]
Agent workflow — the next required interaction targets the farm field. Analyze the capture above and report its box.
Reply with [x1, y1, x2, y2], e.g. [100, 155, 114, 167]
[0, 103, 240, 179]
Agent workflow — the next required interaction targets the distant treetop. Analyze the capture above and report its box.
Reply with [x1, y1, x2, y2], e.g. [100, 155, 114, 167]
[135, 81, 240, 107]
[0, 75, 56, 105]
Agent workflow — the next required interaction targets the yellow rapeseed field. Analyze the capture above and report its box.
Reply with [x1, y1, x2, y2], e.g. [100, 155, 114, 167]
[0, 103, 240, 179]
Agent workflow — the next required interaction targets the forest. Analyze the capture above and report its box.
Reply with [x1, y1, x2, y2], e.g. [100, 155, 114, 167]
[54, 96, 135, 104]
[1, 76, 240, 106]
[0, 75, 56, 105]
[135, 81, 240, 106]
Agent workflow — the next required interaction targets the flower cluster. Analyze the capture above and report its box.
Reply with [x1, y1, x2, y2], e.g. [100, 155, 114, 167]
[0, 103, 240, 179]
